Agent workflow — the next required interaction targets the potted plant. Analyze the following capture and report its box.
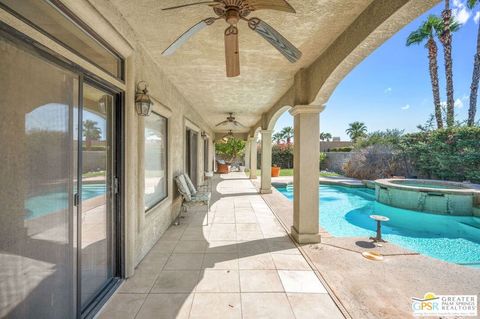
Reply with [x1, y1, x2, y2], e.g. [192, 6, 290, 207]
[271, 164, 281, 177]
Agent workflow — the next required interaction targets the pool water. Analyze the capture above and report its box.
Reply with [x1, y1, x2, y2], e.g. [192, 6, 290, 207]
[277, 185, 480, 267]
[25, 184, 106, 219]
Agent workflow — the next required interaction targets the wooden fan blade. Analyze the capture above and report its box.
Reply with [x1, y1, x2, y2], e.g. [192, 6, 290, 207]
[162, 1, 220, 11]
[247, 18, 302, 63]
[216, 120, 229, 127]
[162, 18, 217, 56]
[233, 121, 246, 127]
[225, 25, 240, 77]
[244, 0, 296, 13]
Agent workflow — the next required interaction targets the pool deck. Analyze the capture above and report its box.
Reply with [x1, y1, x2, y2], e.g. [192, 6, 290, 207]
[258, 183, 480, 319]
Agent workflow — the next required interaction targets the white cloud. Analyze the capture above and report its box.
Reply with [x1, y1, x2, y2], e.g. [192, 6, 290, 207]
[384, 87, 392, 94]
[475, 11, 480, 24]
[401, 104, 411, 110]
[453, 0, 471, 24]
[455, 98, 464, 108]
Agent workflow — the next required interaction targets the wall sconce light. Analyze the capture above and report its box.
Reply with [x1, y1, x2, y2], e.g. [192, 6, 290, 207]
[135, 81, 153, 116]
[201, 131, 208, 140]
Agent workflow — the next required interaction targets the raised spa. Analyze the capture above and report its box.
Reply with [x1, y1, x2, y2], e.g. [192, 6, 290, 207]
[375, 179, 480, 216]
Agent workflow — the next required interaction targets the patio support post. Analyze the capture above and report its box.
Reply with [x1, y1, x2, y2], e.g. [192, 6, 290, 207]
[289, 105, 325, 244]
[249, 136, 257, 179]
[245, 139, 251, 170]
[260, 130, 273, 194]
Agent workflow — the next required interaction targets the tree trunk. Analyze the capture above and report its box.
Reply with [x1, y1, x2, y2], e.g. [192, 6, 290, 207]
[428, 37, 443, 129]
[441, 2, 455, 127]
[468, 21, 480, 126]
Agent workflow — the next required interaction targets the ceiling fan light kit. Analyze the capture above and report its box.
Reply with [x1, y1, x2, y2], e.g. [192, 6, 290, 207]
[162, 0, 302, 77]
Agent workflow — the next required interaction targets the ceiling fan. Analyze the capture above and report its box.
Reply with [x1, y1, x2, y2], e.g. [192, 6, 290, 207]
[221, 130, 235, 142]
[216, 112, 245, 127]
[162, 0, 302, 77]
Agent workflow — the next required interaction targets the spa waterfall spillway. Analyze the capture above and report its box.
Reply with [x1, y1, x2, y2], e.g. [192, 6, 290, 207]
[375, 179, 480, 216]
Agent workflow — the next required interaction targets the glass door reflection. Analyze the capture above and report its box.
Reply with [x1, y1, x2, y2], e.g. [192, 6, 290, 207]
[80, 84, 114, 309]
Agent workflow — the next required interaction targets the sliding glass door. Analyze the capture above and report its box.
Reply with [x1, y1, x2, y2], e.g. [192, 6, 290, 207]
[0, 29, 78, 319]
[0, 28, 121, 318]
[80, 84, 116, 310]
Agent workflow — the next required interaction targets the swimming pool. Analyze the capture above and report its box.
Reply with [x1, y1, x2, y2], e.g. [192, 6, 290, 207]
[25, 184, 106, 219]
[277, 185, 480, 267]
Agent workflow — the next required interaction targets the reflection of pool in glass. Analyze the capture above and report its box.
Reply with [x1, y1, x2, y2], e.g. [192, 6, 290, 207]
[277, 185, 480, 267]
[25, 184, 106, 219]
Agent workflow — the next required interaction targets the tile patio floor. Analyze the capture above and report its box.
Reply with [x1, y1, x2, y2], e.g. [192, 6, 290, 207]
[97, 173, 344, 319]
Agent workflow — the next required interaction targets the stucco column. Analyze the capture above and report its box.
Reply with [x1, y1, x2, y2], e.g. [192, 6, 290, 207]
[260, 130, 273, 194]
[289, 105, 325, 244]
[249, 136, 257, 179]
[244, 140, 251, 170]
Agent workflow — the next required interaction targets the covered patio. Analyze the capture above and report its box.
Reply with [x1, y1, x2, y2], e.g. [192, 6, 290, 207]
[98, 173, 344, 319]
[1, 0, 455, 318]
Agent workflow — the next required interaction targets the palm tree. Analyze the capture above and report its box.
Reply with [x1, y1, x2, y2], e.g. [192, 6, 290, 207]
[467, 0, 480, 126]
[345, 122, 367, 142]
[281, 126, 294, 145]
[272, 132, 284, 144]
[83, 120, 101, 149]
[319, 132, 332, 141]
[407, 15, 444, 129]
[439, 0, 460, 127]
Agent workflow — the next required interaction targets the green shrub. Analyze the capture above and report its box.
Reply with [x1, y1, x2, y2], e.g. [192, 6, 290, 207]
[400, 127, 480, 183]
[271, 144, 294, 168]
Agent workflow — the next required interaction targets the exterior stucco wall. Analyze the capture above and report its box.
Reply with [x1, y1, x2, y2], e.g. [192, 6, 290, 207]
[131, 48, 215, 267]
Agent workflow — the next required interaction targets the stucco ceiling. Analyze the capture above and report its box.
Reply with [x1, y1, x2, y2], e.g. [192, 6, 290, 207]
[109, 0, 373, 132]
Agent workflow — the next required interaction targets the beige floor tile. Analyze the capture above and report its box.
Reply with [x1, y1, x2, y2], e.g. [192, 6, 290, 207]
[135, 293, 193, 319]
[278, 270, 327, 293]
[149, 240, 178, 254]
[189, 293, 241, 319]
[119, 273, 158, 294]
[134, 256, 169, 276]
[202, 253, 238, 270]
[160, 226, 187, 241]
[235, 212, 257, 224]
[97, 293, 146, 319]
[180, 228, 210, 241]
[239, 270, 284, 292]
[209, 224, 237, 240]
[164, 254, 205, 270]
[241, 293, 295, 319]
[237, 240, 269, 257]
[267, 240, 301, 255]
[213, 212, 235, 224]
[236, 224, 260, 232]
[238, 253, 275, 270]
[206, 241, 238, 254]
[272, 254, 312, 270]
[196, 269, 240, 292]
[151, 270, 200, 293]
[287, 293, 344, 319]
[236, 231, 264, 241]
[173, 240, 208, 254]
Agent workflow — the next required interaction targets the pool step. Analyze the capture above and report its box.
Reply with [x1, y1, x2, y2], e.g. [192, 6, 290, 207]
[459, 221, 480, 231]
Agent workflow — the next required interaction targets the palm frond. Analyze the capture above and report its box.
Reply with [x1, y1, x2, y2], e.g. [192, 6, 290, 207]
[467, 0, 478, 9]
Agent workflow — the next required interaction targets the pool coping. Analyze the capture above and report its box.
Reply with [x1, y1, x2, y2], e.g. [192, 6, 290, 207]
[376, 178, 480, 196]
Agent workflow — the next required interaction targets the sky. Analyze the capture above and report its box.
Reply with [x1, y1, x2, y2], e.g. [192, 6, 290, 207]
[274, 0, 479, 141]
